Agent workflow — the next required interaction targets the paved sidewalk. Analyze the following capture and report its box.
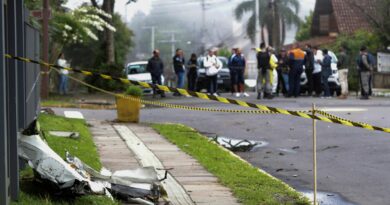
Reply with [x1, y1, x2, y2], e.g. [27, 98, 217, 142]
[89, 120, 240, 205]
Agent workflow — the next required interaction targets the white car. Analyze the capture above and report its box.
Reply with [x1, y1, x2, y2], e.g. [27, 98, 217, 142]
[125, 61, 164, 94]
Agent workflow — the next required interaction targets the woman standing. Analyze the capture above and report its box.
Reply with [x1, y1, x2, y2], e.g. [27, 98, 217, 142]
[203, 48, 222, 96]
[187, 53, 198, 92]
[57, 53, 69, 95]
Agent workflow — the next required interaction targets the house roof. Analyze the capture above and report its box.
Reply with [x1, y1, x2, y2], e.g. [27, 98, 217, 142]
[283, 36, 337, 50]
[331, 0, 377, 34]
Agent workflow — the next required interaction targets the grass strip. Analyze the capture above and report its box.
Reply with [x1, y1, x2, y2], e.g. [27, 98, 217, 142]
[13, 114, 118, 205]
[152, 123, 310, 205]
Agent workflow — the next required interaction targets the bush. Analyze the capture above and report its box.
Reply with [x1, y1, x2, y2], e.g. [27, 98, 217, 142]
[125, 85, 143, 97]
[86, 63, 126, 92]
[328, 30, 382, 91]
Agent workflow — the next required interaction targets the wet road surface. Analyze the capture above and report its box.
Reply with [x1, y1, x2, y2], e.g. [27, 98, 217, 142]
[53, 94, 390, 205]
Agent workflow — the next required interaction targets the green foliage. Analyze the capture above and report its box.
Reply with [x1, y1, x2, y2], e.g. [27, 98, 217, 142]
[234, 0, 301, 45]
[295, 11, 313, 41]
[125, 85, 143, 97]
[152, 124, 310, 205]
[38, 114, 102, 170]
[328, 30, 382, 91]
[86, 63, 126, 92]
[113, 14, 134, 65]
[217, 47, 233, 58]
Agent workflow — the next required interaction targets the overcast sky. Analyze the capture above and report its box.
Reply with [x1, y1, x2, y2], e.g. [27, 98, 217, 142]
[66, 0, 316, 22]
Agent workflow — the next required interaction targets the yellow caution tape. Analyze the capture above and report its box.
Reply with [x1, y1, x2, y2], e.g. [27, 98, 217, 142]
[5, 54, 390, 134]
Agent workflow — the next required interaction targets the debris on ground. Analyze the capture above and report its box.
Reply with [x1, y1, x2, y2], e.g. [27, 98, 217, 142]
[209, 136, 260, 152]
[19, 133, 169, 204]
[48, 131, 80, 139]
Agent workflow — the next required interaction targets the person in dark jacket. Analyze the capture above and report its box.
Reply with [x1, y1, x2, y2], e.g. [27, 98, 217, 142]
[276, 48, 289, 96]
[173, 48, 185, 96]
[337, 45, 350, 99]
[256, 42, 272, 99]
[288, 44, 305, 98]
[187, 53, 198, 92]
[147, 49, 165, 98]
[304, 44, 315, 96]
[228, 48, 237, 95]
[357, 46, 373, 100]
[320, 49, 332, 98]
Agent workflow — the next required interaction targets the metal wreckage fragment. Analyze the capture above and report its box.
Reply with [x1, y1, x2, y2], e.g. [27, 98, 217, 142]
[19, 132, 169, 204]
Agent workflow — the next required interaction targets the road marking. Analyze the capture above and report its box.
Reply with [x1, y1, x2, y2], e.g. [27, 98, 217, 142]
[319, 108, 367, 112]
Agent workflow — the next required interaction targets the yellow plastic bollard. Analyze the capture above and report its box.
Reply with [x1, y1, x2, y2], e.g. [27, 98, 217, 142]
[116, 96, 140, 123]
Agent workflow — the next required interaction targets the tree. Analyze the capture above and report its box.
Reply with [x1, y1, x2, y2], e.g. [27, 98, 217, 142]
[295, 11, 313, 41]
[49, 6, 116, 62]
[234, 0, 301, 47]
[90, 0, 136, 64]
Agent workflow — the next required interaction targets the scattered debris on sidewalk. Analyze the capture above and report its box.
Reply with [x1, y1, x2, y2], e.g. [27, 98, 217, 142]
[19, 132, 168, 204]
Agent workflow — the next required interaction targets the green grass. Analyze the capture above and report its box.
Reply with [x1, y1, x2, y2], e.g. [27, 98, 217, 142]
[13, 114, 117, 205]
[152, 123, 310, 205]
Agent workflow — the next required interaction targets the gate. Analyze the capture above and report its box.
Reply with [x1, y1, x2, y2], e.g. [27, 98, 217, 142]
[0, 1, 41, 204]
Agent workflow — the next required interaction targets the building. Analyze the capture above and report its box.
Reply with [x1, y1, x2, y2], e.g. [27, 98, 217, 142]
[288, 0, 378, 48]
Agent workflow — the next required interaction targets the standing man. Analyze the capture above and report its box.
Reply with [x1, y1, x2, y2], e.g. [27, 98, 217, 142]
[312, 47, 323, 97]
[357, 46, 373, 100]
[187, 53, 198, 92]
[337, 45, 350, 99]
[321, 49, 332, 98]
[228, 48, 237, 95]
[304, 44, 315, 96]
[147, 49, 166, 98]
[256, 42, 272, 99]
[277, 48, 289, 96]
[288, 44, 305, 98]
[173, 48, 186, 96]
[231, 48, 249, 97]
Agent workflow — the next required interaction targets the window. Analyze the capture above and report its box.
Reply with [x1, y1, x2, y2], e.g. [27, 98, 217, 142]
[127, 64, 147, 74]
[319, 15, 330, 32]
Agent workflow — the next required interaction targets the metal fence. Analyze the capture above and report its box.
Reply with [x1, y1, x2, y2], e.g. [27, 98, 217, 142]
[1, 1, 41, 204]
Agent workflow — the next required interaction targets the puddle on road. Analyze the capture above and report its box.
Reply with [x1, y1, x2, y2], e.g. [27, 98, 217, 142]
[300, 190, 357, 205]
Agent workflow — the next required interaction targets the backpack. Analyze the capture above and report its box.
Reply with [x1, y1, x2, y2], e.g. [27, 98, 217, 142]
[257, 51, 270, 70]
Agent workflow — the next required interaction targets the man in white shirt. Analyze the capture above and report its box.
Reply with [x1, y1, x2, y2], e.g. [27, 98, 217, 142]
[312, 47, 323, 97]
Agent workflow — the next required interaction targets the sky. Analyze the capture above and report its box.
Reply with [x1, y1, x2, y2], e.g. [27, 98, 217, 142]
[66, 0, 316, 23]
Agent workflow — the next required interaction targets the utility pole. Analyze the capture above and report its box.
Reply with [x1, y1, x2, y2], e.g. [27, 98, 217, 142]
[200, 0, 206, 54]
[143, 26, 157, 53]
[159, 32, 180, 58]
[41, 0, 50, 99]
[255, 0, 260, 48]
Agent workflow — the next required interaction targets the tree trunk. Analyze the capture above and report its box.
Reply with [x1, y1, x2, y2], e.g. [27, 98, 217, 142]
[273, 0, 281, 49]
[281, 18, 286, 46]
[102, 0, 115, 64]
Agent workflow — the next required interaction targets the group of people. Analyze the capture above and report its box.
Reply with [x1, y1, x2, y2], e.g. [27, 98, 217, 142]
[145, 43, 375, 100]
[255, 42, 375, 100]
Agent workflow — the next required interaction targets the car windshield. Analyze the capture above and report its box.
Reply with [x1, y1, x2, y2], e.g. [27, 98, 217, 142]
[127, 64, 147, 74]
[197, 57, 228, 68]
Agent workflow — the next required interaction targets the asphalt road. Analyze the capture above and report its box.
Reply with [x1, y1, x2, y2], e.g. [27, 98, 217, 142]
[53, 93, 390, 205]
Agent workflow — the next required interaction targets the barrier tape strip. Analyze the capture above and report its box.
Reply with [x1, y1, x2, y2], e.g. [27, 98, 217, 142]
[57, 68, 277, 114]
[5, 54, 390, 134]
[316, 110, 371, 127]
